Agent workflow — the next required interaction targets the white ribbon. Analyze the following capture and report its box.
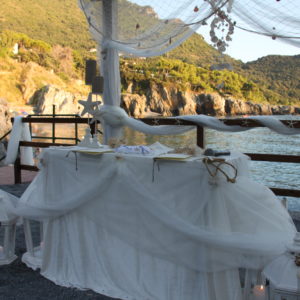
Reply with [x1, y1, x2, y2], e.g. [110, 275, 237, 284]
[92, 105, 300, 136]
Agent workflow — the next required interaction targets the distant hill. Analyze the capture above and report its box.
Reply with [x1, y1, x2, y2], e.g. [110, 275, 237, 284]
[241, 55, 300, 104]
[0, 0, 299, 105]
[0, 0, 237, 65]
[0, 0, 93, 50]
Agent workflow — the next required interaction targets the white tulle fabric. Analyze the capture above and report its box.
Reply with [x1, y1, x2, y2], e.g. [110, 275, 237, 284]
[78, 0, 227, 57]
[0, 189, 19, 222]
[263, 253, 300, 292]
[78, 0, 230, 141]
[5, 147, 295, 299]
[78, 0, 300, 141]
[96, 105, 300, 136]
[4, 116, 34, 166]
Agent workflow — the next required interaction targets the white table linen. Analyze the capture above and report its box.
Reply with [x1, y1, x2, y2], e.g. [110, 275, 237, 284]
[5, 147, 296, 300]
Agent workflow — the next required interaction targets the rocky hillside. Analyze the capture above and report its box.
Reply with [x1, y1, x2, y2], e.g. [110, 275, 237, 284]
[0, 0, 93, 51]
[242, 55, 300, 104]
[0, 98, 12, 137]
[0, 31, 89, 105]
[121, 82, 299, 118]
[0, 0, 299, 129]
[1, 0, 299, 106]
[30, 82, 299, 118]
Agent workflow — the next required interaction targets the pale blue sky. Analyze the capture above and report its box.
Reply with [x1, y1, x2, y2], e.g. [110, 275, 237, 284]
[198, 26, 300, 63]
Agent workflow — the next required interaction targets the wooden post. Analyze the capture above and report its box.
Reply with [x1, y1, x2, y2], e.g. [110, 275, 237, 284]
[90, 121, 96, 135]
[14, 157, 21, 184]
[52, 105, 56, 144]
[75, 116, 79, 144]
[196, 126, 205, 148]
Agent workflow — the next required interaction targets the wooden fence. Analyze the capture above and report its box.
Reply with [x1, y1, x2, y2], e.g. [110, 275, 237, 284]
[12, 116, 300, 198]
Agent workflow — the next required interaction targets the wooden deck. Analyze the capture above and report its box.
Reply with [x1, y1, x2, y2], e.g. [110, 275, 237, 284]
[0, 166, 36, 185]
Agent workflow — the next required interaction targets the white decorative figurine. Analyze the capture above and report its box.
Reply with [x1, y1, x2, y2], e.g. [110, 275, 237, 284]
[78, 128, 93, 148]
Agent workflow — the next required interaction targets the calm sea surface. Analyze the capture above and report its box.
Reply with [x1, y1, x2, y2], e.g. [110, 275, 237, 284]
[33, 115, 300, 211]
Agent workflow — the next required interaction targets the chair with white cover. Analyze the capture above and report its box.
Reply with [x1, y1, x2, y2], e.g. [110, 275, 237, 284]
[0, 190, 19, 265]
[0, 189, 43, 269]
[22, 218, 43, 270]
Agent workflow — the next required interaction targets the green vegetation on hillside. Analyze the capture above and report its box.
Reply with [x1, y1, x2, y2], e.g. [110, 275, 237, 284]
[121, 57, 271, 104]
[166, 34, 240, 69]
[241, 55, 300, 105]
[0, 31, 89, 103]
[0, 0, 93, 51]
[0, 29, 296, 106]
[0, 30, 94, 80]
[0, 0, 299, 106]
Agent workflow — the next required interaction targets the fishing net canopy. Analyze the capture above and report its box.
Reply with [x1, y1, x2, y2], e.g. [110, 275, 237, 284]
[78, 0, 231, 56]
[78, 0, 300, 141]
[79, 0, 300, 56]
[232, 0, 300, 48]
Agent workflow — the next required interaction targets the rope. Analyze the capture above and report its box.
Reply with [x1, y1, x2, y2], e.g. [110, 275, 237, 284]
[203, 157, 237, 183]
[65, 151, 79, 171]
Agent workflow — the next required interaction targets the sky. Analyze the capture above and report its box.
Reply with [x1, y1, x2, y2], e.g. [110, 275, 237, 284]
[198, 26, 300, 63]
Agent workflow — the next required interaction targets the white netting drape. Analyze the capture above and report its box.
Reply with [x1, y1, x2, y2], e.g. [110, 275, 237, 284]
[231, 0, 300, 48]
[79, 0, 300, 55]
[78, 0, 231, 141]
[78, 0, 229, 56]
[78, 0, 300, 141]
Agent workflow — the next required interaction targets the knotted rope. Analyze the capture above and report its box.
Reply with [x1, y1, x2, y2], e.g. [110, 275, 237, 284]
[203, 157, 237, 183]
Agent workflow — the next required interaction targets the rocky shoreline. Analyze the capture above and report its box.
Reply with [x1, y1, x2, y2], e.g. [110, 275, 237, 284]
[1, 84, 299, 136]
[122, 83, 300, 118]
[18, 84, 300, 118]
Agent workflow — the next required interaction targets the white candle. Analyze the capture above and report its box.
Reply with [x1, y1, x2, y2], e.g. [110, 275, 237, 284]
[253, 285, 266, 300]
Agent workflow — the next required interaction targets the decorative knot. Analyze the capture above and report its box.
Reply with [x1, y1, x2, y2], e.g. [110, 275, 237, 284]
[202, 157, 237, 183]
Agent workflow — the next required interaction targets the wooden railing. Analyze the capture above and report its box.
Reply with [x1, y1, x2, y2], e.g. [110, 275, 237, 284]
[12, 116, 300, 198]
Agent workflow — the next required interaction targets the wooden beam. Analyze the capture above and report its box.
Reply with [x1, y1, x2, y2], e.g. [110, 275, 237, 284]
[19, 141, 72, 148]
[17, 117, 93, 124]
[20, 165, 39, 172]
[245, 153, 300, 163]
[271, 188, 300, 198]
[196, 127, 205, 148]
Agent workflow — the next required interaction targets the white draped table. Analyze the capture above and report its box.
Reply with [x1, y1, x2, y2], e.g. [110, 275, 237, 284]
[11, 147, 295, 300]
